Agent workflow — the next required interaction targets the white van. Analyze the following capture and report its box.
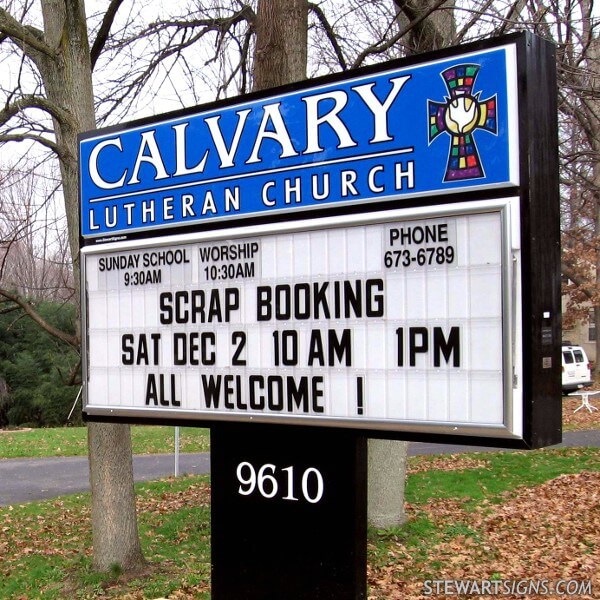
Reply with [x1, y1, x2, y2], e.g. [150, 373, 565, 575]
[562, 344, 592, 394]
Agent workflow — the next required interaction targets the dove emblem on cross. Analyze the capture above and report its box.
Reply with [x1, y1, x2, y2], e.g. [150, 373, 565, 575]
[428, 64, 498, 182]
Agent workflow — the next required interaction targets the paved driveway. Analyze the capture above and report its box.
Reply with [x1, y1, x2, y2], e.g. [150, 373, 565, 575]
[0, 452, 210, 505]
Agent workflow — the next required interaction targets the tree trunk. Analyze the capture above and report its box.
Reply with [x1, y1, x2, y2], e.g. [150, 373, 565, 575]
[589, 36, 600, 377]
[88, 422, 144, 571]
[37, 0, 144, 573]
[253, 0, 308, 90]
[366, 0, 457, 529]
[368, 438, 408, 527]
[394, 0, 456, 54]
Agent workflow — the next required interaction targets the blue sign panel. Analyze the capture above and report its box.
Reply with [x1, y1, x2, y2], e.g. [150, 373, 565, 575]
[79, 43, 518, 238]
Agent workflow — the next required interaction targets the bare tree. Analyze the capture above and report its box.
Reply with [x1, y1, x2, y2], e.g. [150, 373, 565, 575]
[0, 0, 144, 572]
[0, 161, 73, 302]
[538, 0, 600, 369]
[91, 2, 258, 120]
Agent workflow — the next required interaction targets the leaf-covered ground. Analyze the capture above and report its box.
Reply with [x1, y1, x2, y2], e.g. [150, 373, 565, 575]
[368, 471, 599, 599]
[562, 396, 600, 431]
[2, 451, 599, 599]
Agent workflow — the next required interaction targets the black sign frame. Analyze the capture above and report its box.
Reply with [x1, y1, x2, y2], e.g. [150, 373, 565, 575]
[80, 32, 561, 450]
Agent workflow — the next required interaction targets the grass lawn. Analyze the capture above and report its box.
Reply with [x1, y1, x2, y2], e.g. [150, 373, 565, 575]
[1, 475, 212, 600]
[1, 446, 598, 599]
[0, 426, 210, 459]
[0, 394, 594, 460]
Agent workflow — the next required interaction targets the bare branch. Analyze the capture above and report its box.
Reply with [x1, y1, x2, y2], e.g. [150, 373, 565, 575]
[0, 95, 74, 129]
[0, 7, 56, 60]
[454, 0, 495, 42]
[309, 2, 347, 70]
[95, 5, 256, 121]
[215, 27, 254, 97]
[0, 288, 78, 348]
[90, 0, 127, 70]
[351, 0, 449, 68]
[0, 133, 61, 156]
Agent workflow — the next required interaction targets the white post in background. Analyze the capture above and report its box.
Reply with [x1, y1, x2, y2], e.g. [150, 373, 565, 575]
[174, 426, 180, 477]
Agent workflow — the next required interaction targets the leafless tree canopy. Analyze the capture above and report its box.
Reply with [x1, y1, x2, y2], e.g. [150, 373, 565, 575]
[0, 162, 73, 303]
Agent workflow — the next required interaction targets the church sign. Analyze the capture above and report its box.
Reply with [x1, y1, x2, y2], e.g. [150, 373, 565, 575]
[79, 42, 518, 239]
[80, 33, 560, 450]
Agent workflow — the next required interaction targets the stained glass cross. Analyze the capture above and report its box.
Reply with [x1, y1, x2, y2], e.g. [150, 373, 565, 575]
[428, 64, 497, 182]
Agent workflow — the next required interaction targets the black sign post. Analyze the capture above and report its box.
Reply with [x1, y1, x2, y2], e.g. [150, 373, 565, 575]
[211, 423, 367, 599]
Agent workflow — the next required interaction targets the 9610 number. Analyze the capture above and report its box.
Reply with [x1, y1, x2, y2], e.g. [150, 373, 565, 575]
[236, 462, 324, 504]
